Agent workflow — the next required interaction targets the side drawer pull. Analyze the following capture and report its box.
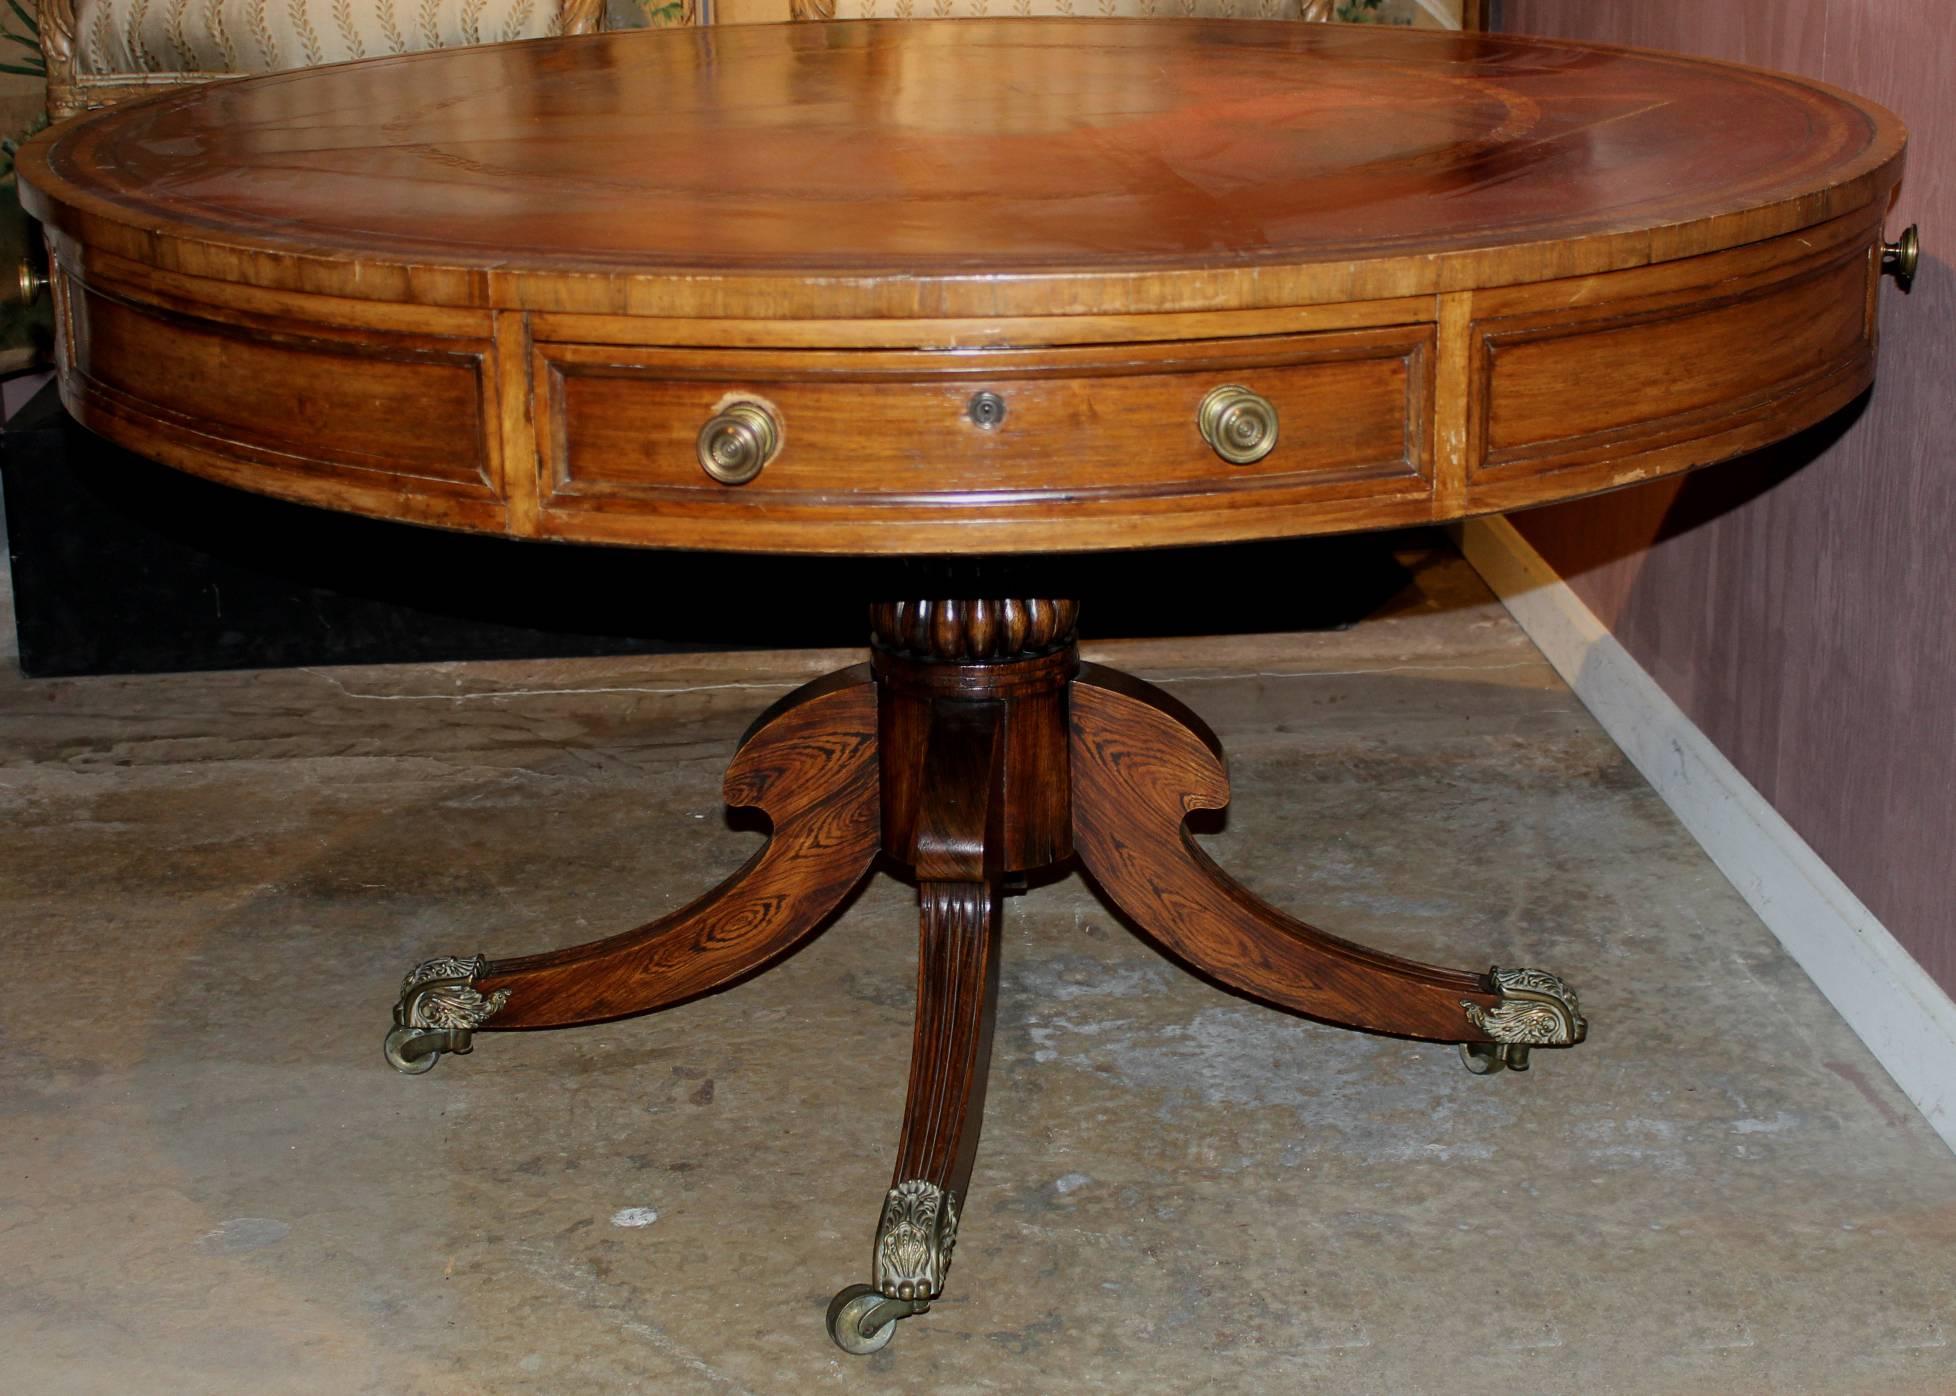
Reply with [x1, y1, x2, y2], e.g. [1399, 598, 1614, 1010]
[1197, 384, 1278, 465]
[697, 399, 782, 484]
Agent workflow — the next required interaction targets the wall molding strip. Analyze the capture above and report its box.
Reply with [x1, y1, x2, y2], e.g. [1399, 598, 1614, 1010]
[1456, 515, 1956, 1157]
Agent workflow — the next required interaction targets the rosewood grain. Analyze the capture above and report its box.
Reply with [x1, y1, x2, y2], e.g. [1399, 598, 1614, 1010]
[1069, 664, 1504, 1040]
[893, 880, 1001, 1207]
[887, 703, 1007, 1211]
[876, 643, 1075, 876]
[474, 667, 880, 1027]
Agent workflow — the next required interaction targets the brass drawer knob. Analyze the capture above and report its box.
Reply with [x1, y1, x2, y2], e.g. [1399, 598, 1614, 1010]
[8, 258, 47, 308]
[697, 400, 781, 485]
[1197, 384, 1278, 465]
[1882, 224, 1919, 288]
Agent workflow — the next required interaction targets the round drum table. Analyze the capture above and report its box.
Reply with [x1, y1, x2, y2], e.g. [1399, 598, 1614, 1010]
[18, 19, 1909, 1353]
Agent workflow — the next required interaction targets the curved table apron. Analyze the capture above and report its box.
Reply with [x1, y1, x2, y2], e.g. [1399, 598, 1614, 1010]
[18, 19, 1907, 1355]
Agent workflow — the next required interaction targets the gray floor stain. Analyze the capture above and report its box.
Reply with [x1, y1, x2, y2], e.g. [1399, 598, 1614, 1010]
[195, 1217, 291, 1254]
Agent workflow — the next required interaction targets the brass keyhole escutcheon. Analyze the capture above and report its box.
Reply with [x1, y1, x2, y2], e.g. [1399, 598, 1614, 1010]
[967, 391, 1007, 430]
[1197, 384, 1279, 465]
[697, 399, 782, 485]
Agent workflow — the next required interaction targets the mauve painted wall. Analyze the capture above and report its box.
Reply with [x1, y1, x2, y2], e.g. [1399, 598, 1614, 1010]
[1498, 0, 1956, 995]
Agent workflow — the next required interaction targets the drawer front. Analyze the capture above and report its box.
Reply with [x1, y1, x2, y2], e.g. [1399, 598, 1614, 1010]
[1471, 242, 1876, 481]
[534, 329, 1433, 516]
[67, 279, 495, 493]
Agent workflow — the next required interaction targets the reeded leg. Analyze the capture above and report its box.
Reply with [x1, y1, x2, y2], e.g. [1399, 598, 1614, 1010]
[1068, 663, 1586, 1055]
[385, 666, 880, 1070]
[829, 699, 1005, 1354]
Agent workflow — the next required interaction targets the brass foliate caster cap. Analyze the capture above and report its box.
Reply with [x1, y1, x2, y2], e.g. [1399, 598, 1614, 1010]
[826, 1284, 897, 1355]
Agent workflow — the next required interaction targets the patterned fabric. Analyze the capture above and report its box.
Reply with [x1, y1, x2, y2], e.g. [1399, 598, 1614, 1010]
[791, 0, 1462, 22]
[72, 0, 562, 75]
[802, 0, 1333, 18]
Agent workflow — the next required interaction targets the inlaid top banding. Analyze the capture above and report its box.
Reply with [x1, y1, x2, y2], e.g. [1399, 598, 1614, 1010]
[17, 22, 1904, 317]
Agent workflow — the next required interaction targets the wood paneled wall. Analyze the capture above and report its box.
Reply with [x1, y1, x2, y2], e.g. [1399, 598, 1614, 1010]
[1501, 0, 1956, 995]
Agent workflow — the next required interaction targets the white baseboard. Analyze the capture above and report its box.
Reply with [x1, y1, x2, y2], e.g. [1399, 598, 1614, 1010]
[1456, 516, 1956, 1156]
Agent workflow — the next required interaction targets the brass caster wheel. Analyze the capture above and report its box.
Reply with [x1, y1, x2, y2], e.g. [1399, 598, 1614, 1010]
[826, 1284, 917, 1355]
[384, 1025, 444, 1074]
[1459, 1041, 1531, 1075]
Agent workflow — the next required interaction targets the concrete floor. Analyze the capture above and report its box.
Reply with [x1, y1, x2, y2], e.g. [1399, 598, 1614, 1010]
[3, 547, 1954, 1395]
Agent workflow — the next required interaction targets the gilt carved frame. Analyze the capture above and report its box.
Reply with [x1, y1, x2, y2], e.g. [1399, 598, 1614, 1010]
[38, 0, 620, 120]
[788, 0, 1335, 17]
[782, 0, 1490, 26]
